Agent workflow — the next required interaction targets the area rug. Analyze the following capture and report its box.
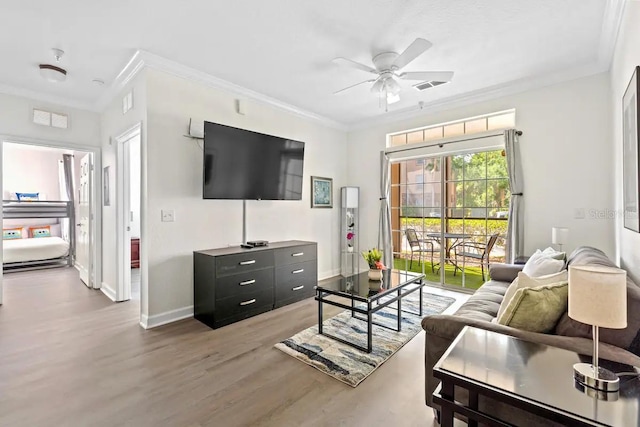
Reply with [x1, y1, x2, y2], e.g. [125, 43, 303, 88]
[274, 291, 456, 387]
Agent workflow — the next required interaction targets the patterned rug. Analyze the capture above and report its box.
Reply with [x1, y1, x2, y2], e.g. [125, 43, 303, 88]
[274, 290, 456, 387]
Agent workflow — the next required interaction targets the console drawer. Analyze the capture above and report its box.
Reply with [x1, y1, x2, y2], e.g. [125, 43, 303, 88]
[215, 268, 274, 300]
[215, 288, 274, 320]
[216, 251, 274, 277]
[274, 244, 317, 266]
[275, 260, 317, 285]
[275, 277, 316, 307]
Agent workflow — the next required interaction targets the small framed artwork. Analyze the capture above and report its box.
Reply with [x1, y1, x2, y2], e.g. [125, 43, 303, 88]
[623, 66, 640, 232]
[103, 166, 111, 207]
[311, 176, 333, 208]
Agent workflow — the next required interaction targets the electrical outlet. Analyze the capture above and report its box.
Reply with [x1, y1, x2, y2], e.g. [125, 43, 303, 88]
[161, 210, 175, 222]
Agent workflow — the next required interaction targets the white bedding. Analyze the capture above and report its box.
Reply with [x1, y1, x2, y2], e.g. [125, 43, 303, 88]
[3, 237, 70, 264]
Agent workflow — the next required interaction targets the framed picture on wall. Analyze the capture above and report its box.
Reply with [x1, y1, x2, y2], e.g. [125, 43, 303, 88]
[311, 176, 333, 208]
[103, 166, 111, 207]
[623, 66, 640, 232]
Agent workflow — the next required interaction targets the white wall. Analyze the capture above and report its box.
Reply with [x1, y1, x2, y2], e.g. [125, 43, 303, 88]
[347, 73, 614, 261]
[145, 69, 347, 317]
[611, 1, 640, 282]
[100, 70, 148, 309]
[2, 144, 62, 200]
[0, 93, 100, 146]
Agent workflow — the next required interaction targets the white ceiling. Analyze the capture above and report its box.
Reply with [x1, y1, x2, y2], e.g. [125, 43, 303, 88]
[0, 0, 621, 126]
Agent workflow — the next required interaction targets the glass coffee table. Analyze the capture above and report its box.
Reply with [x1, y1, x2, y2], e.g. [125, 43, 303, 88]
[315, 269, 425, 353]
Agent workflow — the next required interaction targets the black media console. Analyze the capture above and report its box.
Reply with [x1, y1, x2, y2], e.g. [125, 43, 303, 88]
[193, 240, 317, 329]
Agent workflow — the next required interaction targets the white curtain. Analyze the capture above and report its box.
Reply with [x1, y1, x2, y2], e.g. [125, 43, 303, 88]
[504, 129, 523, 263]
[378, 151, 392, 269]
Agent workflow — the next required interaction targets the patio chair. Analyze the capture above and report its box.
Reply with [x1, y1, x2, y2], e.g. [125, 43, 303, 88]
[453, 233, 500, 281]
[405, 228, 438, 272]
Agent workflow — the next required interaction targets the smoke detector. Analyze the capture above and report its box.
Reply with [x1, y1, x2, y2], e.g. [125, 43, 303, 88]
[39, 48, 67, 83]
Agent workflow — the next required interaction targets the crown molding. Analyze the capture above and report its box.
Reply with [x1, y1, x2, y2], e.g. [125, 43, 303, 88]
[93, 50, 145, 112]
[0, 3, 625, 132]
[98, 50, 347, 131]
[597, 0, 626, 71]
[348, 61, 607, 131]
[0, 82, 96, 112]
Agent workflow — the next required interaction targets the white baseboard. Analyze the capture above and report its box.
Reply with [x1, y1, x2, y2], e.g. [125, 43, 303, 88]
[139, 314, 149, 329]
[100, 282, 116, 301]
[140, 305, 194, 329]
[319, 269, 341, 280]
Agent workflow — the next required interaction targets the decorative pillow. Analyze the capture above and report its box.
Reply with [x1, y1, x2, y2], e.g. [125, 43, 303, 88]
[497, 281, 569, 333]
[30, 226, 51, 238]
[541, 246, 566, 261]
[497, 270, 568, 319]
[522, 249, 565, 277]
[16, 192, 39, 201]
[3, 228, 23, 240]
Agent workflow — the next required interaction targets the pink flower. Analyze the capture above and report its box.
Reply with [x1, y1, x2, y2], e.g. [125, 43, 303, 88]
[346, 232, 355, 240]
[375, 261, 386, 270]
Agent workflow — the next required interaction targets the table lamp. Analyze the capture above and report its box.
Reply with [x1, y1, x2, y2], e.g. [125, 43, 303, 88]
[568, 265, 627, 392]
[552, 227, 569, 251]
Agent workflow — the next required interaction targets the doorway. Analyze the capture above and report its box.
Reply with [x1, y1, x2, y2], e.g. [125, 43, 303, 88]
[115, 124, 141, 302]
[391, 150, 509, 290]
[0, 137, 102, 305]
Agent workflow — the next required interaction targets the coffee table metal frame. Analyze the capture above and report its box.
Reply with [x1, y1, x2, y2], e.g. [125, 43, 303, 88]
[315, 271, 425, 353]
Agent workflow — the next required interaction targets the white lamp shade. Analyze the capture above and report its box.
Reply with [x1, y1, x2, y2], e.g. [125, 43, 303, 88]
[552, 227, 569, 245]
[568, 265, 627, 329]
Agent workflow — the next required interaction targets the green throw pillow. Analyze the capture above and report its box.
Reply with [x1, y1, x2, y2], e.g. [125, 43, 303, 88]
[497, 281, 568, 333]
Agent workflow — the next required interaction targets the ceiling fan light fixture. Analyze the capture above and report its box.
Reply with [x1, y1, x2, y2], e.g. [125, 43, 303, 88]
[385, 78, 401, 95]
[386, 92, 400, 104]
[39, 64, 67, 83]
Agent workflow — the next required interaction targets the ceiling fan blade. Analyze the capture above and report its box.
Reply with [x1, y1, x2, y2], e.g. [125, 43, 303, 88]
[370, 79, 384, 93]
[333, 79, 376, 95]
[398, 71, 454, 82]
[332, 57, 377, 74]
[392, 38, 433, 70]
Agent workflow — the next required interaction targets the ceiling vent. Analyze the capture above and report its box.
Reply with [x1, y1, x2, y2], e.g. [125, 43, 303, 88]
[413, 80, 448, 91]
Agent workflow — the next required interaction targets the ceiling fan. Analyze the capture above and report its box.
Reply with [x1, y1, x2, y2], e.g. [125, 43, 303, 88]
[332, 38, 453, 107]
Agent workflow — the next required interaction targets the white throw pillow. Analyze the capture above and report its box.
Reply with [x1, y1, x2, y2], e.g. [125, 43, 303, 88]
[496, 270, 568, 319]
[541, 246, 566, 260]
[522, 250, 565, 277]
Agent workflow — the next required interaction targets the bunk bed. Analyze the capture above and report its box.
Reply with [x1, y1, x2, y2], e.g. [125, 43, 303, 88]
[2, 200, 75, 272]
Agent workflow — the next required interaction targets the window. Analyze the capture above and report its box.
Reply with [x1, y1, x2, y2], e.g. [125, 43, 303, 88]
[391, 149, 509, 290]
[387, 110, 515, 148]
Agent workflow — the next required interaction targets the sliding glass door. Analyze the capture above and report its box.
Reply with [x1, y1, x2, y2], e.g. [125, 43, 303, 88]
[391, 150, 509, 290]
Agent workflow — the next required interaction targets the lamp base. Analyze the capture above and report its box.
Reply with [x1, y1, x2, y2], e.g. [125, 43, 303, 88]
[573, 363, 620, 392]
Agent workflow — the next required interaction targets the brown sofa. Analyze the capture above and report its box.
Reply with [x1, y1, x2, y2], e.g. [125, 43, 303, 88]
[421, 246, 640, 425]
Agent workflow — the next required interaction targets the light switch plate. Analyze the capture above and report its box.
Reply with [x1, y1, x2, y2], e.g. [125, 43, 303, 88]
[161, 210, 175, 222]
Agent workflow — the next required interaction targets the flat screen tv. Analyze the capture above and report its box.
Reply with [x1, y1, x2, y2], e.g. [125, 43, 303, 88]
[203, 121, 305, 200]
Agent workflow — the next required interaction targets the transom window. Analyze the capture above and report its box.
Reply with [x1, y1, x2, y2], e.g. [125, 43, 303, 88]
[388, 110, 515, 147]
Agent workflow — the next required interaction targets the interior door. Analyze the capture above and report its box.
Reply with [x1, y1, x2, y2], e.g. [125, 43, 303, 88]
[77, 154, 91, 286]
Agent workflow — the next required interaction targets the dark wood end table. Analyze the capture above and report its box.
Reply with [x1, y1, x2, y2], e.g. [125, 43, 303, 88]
[433, 326, 640, 426]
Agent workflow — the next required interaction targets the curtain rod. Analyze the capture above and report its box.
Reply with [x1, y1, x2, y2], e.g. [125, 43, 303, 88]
[385, 129, 523, 156]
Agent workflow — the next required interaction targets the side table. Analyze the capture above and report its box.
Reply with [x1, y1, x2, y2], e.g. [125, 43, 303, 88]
[432, 326, 640, 426]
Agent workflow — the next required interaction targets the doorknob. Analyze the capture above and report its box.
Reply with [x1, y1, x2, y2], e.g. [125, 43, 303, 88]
[76, 224, 81, 226]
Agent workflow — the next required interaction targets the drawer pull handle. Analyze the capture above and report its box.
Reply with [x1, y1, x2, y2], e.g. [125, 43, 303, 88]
[240, 299, 257, 306]
[292, 269, 304, 274]
[239, 279, 256, 286]
[292, 285, 304, 291]
[239, 260, 256, 265]
[292, 252, 304, 257]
